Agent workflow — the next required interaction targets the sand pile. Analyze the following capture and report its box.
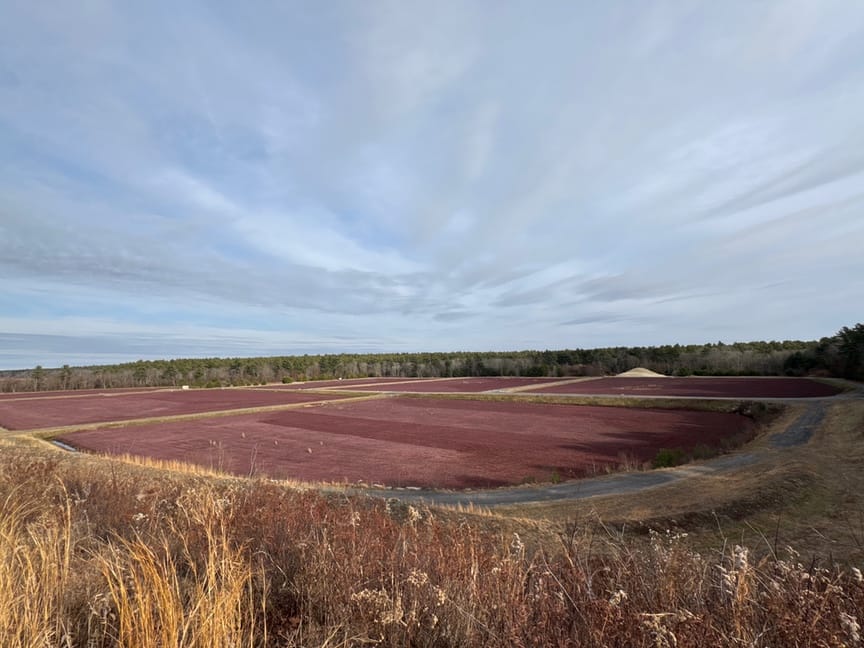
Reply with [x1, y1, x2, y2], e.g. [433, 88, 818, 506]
[616, 367, 667, 378]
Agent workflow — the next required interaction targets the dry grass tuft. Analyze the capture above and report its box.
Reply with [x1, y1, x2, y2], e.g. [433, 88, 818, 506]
[0, 482, 73, 647]
[94, 493, 265, 647]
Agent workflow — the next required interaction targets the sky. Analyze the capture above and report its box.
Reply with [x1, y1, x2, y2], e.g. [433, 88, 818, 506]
[2, 1, 864, 369]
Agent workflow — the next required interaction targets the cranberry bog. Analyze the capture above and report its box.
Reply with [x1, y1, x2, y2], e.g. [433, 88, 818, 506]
[57, 396, 753, 489]
[256, 377, 425, 390]
[338, 377, 571, 393]
[0, 386, 166, 400]
[0, 388, 355, 430]
[522, 376, 840, 398]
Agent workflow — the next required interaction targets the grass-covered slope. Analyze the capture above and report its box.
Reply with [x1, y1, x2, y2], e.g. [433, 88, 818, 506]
[1, 436, 862, 647]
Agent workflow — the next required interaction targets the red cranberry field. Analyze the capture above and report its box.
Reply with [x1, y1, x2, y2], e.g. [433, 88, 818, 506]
[519, 376, 840, 398]
[3, 375, 838, 489]
[57, 396, 751, 488]
[0, 388, 354, 430]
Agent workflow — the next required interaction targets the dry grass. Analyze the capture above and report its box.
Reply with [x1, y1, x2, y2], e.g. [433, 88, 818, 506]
[33, 437, 360, 492]
[109, 452, 242, 480]
[93, 496, 265, 648]
[725, 399, 864, 561]
[2, 433, 863, 647]
[0, 482, 73, 647]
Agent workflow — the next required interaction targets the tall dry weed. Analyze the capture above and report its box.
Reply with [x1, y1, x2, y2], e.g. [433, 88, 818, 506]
[95, 488, 266, 648]
[0, 482, 73, 647]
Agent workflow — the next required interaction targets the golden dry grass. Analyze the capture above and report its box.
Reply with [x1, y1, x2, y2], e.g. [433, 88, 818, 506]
[94, 498, 265, 648]
[0, 483, 73, 647]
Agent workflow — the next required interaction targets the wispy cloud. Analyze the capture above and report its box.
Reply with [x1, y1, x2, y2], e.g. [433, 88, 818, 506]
[1, 1, 863, 367]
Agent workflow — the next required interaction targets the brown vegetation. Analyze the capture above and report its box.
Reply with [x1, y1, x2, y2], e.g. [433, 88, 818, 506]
[1, 437, 863, 647]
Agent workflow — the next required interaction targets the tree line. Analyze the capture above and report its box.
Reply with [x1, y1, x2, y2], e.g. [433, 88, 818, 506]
[2, 323, 861, 393]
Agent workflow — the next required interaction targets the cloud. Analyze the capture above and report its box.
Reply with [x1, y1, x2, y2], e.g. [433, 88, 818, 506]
[560, 314, 646, 327]
[1, 1, 863, 367]
[433, 311, 474, 323]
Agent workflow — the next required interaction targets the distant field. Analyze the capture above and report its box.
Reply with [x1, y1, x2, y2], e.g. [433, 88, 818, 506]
[0, 386, 166, 400]
[521, 376, 841, 398]
[58, 396, 752, 488]
[340, 376, 568, 392]
[0, 388, 354, 430]
[258, 377, 419, 389]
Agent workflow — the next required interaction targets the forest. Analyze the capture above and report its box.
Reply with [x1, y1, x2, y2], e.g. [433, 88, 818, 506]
[2, 323, 862, 393]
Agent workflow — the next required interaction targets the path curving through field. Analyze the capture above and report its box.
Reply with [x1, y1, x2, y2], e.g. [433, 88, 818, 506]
[353, 400, 834, 507]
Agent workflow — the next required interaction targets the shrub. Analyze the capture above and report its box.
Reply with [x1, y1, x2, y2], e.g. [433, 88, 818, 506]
[652, 447, 686, 468]
[691, 444, 718, 460]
